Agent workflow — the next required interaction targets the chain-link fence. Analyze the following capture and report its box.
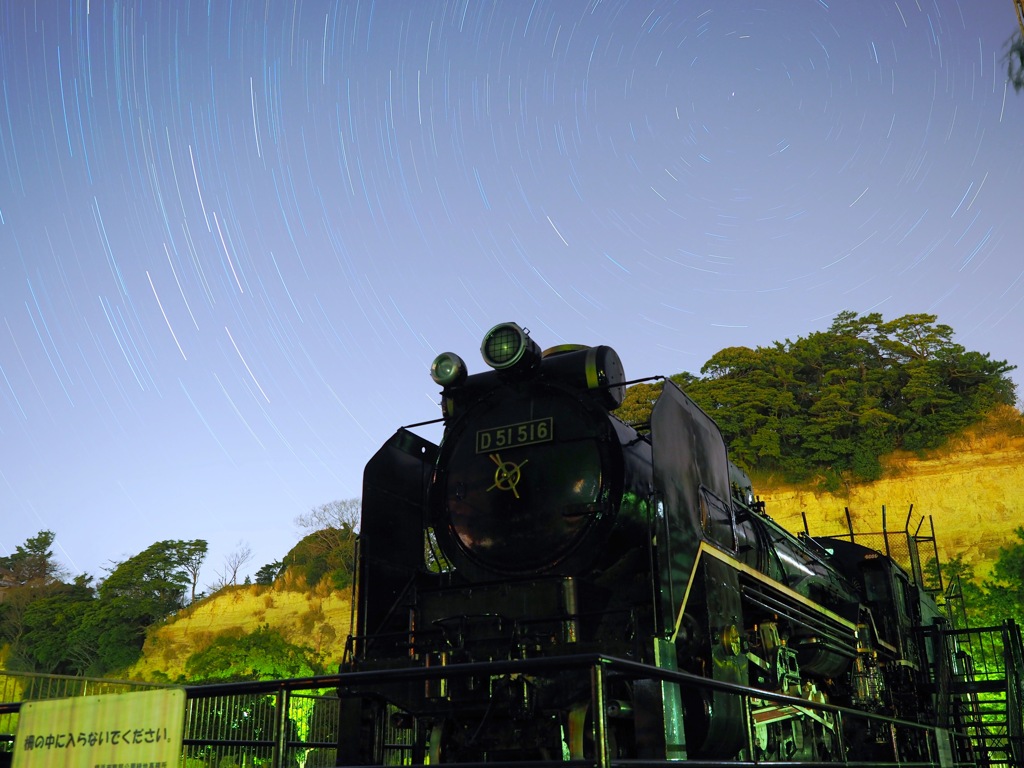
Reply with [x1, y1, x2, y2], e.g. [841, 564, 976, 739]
[805, 505, 946, 594]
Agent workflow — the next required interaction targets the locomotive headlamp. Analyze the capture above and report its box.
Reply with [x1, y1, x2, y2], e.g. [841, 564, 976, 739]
[430, 352, 467, 387]
[480, 322, 541, 372]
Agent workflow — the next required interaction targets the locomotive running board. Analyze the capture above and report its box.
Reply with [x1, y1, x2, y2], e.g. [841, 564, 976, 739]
[670, 541, 860, 644]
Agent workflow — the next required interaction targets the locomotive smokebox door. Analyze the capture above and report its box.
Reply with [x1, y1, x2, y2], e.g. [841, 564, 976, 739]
[431, 384, 624, 579]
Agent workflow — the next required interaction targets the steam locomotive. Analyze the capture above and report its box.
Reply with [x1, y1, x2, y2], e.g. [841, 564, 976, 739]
[338, 322, 1017, 765]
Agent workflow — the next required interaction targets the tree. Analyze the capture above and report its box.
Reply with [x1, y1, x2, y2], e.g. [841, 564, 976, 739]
[980, 527, 1024, 626]
[206, 541, 255, 592]
[691, 344, 802, 470]
[184, 625, 323, 682]
[16, 576, 96, 674]
[938, 555, 988, 630]
[224, 541, 253, 586]
[179, 540, 209, 602]
[295, 499, 361, 543]
[255, 560, 284, 585]
[183, 628, 328, 768]
[100, 540, 202, 608]
[616, 311, 1016, 484]
[1, 531, 73, 668]
[284, 500, 361, 590]
[616, 380, 664, 429]
[0, 530, 67, 586]
[87, 539, 207, 672]
[1009, 33, 1024, 92]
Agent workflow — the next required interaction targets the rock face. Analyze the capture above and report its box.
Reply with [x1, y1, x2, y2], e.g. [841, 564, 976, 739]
[755, 412, 1024, 581]
[131, 583, 352, 681]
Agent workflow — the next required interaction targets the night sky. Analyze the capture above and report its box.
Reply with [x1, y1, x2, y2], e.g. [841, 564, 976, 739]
[2, 1, 1022, 586]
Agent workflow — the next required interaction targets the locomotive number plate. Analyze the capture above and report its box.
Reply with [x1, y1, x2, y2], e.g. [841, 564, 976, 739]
[475, 417, 553, 453]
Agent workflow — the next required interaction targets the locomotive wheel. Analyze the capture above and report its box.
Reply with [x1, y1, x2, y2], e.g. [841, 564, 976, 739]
[567, 700, 633, 760]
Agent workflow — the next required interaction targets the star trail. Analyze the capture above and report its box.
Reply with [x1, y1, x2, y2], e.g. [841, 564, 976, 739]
[1, 1, 1021, 582]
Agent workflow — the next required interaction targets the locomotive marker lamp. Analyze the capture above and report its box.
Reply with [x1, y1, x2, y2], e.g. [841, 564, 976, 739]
[481, 322, 541, 372]
[430, 351, 467, 386]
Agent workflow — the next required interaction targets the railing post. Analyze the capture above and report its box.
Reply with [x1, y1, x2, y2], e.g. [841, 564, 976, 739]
[833, 709, 848, 765]
[274, 688, 289, 768]
[591, 662, 609, 768]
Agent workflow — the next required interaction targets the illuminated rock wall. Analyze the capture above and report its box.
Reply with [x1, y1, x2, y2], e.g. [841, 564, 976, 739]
[757, 420, 1024, 581]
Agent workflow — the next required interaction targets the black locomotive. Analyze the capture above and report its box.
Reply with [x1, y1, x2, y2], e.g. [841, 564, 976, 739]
[339, 322, 1023, 766]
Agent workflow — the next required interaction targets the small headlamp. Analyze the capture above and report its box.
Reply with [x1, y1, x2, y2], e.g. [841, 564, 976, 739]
[430, 352, 467, 387]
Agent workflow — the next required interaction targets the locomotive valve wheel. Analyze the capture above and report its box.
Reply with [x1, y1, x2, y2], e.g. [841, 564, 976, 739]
[487, 453, 528, 498]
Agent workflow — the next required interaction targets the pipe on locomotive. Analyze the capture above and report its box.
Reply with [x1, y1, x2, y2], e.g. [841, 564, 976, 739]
[430, 322, 627, 410]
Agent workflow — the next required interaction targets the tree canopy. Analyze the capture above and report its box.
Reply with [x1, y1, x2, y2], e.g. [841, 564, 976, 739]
[980, 527, 1024, 626]
[619, 311, 1017, 485]
[284, 499, 360, 591]
[1, 535, 208, 676]
[0, 530, 67, 587]
[1010, 33, 1024, 92]
[185, 625, 322, 682]
[942, 528, 1024, 630]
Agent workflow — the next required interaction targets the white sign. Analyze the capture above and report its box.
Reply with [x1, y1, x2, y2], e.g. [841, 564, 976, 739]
[13, 688, 185, 768]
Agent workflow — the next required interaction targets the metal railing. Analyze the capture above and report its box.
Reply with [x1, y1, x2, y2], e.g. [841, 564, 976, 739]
[181, 686, 339, 767]
[5, 651, 1005, 768]
[0, 670, 168, 757]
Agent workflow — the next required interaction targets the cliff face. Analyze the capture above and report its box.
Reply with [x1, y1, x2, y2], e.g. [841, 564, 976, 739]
[754, 408, 1024, 581]
[130, 582, 352, 682]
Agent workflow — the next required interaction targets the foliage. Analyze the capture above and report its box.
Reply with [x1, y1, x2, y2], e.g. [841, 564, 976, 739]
[6, 576, 95, 674]
[18, 577, 95, 671]
[0, 530, 67, 586]
[255, 560, 284, 585]
[178, 540, 209, 602]
[1, 535, 211, 676]
[1, 531, 78, 671]
[616, 374, 695, 429]
[282, 532, 354, 592]
[184, 625, 323, 682]
[61, 538, 206, 673]
[937, 531, 1024, 630]
[100, 539, 205, 607]
[1009, 33, 1024, 92]
[0, 524, 356, 678]
[938, 555, 990, 630]
[284, 500, 360, 591]
[618, 312, 1016, 484]
[979, 527, 1024, 626]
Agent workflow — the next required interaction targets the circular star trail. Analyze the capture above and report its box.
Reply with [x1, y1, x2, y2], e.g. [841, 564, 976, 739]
[1, 1, 1021, 580]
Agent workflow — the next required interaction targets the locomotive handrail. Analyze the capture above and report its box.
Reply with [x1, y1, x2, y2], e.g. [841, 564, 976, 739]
[399, 416, 445, 429]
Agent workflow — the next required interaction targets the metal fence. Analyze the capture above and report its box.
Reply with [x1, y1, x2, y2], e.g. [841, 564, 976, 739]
[0, 670, 166, 702]
[0, 669, 169, 758]
[3, 651, 1001, 768]
[803, 505, 946, 594]
[0, 671, 340, 768]
[181, 687, 339, 767]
